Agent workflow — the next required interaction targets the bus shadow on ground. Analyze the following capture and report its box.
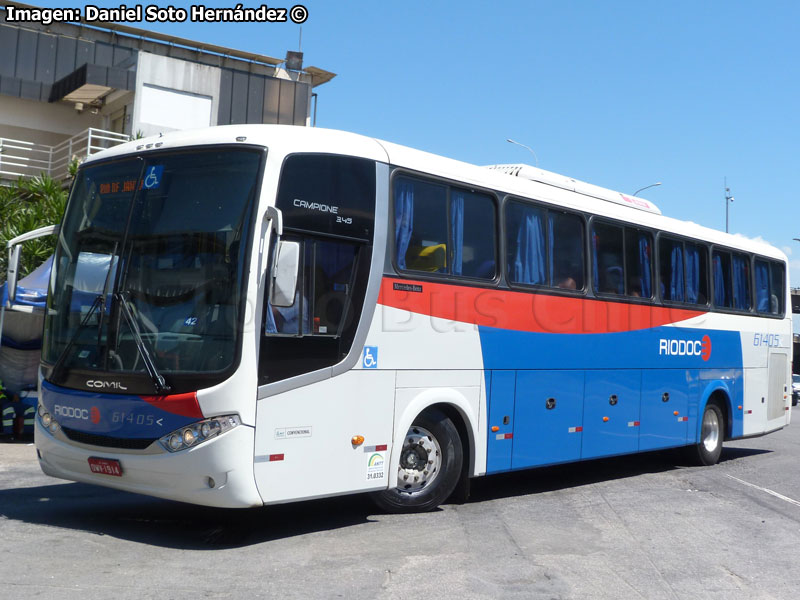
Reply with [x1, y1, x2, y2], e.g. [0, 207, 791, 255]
[0, 480, 377, 549]
[0, 447, 770, 549]
[465, 446, 771, 504]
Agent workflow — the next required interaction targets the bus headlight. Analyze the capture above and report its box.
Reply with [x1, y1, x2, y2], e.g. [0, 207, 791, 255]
[159, 415, 241, 453]
[38, 403, 59, 433]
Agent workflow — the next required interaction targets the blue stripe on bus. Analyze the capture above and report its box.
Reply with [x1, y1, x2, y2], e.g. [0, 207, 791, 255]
[479, 326, 744, 473]
[41, 381, 199, 440]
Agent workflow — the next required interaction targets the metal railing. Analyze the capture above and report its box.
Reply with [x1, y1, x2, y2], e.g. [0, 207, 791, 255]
[0, 128, 129, 182]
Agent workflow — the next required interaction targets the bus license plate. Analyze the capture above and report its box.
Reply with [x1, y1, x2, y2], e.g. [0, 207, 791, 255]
[88, 457, 123, 477]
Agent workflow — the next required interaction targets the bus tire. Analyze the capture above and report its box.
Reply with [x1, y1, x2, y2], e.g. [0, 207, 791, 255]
[688, 402, 724, 466]
[371, 408, 463, 513]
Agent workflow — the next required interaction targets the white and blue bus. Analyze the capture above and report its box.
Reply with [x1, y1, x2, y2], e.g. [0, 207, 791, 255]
[32, 125, 792, 511]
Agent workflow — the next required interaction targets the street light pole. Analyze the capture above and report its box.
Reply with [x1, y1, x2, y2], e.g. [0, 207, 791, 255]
[632, 182, 662, 197]
[725, 177, 734, 233]
[506, 138, 539, 167]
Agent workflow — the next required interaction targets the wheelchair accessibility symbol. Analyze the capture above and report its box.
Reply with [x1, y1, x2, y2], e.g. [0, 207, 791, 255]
[362, 346, 378, 369]
[143, 165, 163, 190]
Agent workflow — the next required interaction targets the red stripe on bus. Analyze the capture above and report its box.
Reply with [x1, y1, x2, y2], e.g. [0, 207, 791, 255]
[140, 391, 203, 418]
[378, 277, 705, 334]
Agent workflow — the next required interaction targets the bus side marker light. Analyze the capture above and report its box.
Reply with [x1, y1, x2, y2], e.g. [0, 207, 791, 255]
[491, 426, 500, 432]
[568, 427, 583, 433]
[269, 454, 284, 462]
[738, 405, 743, 411]
[351, 435, 365, 446]
[627, 421, 640, 427]
[362, 444, 388, 452]
[495, 433, 513, 440]
[678, 416, 688, 422]
[673, 411, 679, 416]
[602, 417, 609, 422]
[746, 410, 753, 414]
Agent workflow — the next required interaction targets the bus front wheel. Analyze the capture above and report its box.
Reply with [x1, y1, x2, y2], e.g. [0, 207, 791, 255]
[688, 402, 724, 466]
[371, 409, 463, 513]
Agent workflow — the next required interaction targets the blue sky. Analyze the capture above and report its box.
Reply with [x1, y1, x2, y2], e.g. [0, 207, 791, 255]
[23, 1, 800, 328]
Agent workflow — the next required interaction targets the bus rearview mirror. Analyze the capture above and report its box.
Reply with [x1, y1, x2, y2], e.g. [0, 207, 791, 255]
[5, 244, 21, 305]
[270, 240, 300, 307]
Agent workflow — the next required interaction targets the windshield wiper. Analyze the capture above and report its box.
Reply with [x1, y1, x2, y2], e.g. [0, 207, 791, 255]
[115, 291, 171, 394]
[50, 294, 104, 383]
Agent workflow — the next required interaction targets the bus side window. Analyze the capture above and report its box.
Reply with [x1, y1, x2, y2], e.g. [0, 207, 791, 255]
[659, 237, 685, 302]
[769, 261, 785, 314]
[712, 250, 732, 308]
[506, 201, 547, 286]
[592, 221, 624, 295]
[731, 252, 751, 311]
[395, 178, 448, 273]
[395, 177, 496, 280]
[756, 259, 785, 315]
[550, 212, 584, 290]
[451, 189, 496, 279]
[684, 243, 708, 305]
[624, 228, 653, 298]
[265, 237, 358, 336]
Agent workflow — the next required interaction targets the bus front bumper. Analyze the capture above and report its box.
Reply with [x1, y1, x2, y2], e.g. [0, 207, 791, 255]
[35, 420, 263, 508]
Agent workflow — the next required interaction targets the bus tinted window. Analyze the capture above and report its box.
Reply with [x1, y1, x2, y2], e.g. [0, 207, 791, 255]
[550, 212, 584, 290]
[452, 189, 496, 278]
[769, 262, 785, 314]
[592, 222, 624, 295]
[505, 202, 583, 290]
[712, 251, 732, 308]
[395, 177, 496, 279]
[277, 154, 376, 240]
[506, 202, 546, 286]
[659, 238, 685, 302]
[395, 178, 448, 272]
[731, 253, 751, 311]
[755, 259, 785, 315]
[684, 243, 708, 305]
[712, 249, 751, 311]
[625, 228, 653, 298]
[658, 237, 708, 305]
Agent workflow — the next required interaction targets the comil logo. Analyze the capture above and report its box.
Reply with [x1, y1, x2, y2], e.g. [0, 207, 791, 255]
[658, 334, 712, 361]
[86, 380, 128, 390]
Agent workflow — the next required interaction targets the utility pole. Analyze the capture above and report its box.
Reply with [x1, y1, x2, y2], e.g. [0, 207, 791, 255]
[724, 177, 734, 233]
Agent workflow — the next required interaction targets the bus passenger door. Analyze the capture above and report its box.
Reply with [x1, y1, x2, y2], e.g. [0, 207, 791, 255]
[582, 370, 641, 459]
[512, 370, 584, 469]
[639, 370, 690, 451]
[486, 371, 515, 473]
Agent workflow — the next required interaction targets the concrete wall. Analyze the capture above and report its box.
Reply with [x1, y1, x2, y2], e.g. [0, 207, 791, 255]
[132, 52, 221, 138]
[0, 94, 103, 142]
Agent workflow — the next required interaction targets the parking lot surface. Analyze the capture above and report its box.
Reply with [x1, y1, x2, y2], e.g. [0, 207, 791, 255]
[2, 409, 800, 600]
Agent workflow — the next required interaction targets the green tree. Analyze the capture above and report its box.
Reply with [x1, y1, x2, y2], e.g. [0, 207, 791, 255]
[0, 174, 67, 284]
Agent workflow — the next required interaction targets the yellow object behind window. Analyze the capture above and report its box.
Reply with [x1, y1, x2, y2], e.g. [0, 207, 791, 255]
[406, 244, 447, 272]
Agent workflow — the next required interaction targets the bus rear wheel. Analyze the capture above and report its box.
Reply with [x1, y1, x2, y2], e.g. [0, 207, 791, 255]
[371, 409, 463, 513]
[687, 402, 724, 466]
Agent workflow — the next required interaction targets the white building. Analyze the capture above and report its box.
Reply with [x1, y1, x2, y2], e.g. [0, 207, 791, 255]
[0, 1, 335, 180]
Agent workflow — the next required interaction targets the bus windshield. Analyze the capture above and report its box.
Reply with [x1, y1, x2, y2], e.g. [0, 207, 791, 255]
[42, 148, 262, 394]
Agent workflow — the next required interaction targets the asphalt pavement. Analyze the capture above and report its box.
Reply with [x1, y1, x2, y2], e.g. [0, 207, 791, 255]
[2, 408, 800, 599]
